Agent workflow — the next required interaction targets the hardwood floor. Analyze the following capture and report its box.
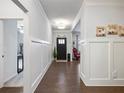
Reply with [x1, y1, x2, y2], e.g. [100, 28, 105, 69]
[1, 61, 124, 93]
[34, 61, 124, 93]
[35, 62, 81, 93]
[0, 87, 23, 93]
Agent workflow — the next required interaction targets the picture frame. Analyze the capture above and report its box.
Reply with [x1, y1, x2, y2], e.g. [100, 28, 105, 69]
[107, 24, 118, 35]
[118, 25, 124, 36]
[96, 26, 106, 37]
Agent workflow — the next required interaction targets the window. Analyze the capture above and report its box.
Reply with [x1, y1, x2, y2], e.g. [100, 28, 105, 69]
[58, 39, 65, 44]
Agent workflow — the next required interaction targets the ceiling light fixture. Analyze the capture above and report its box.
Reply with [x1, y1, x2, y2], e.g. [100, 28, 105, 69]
[57, 23, 66, 29]
[53, 19, 70, 29]
[57, 25, 66, 29]
[55, 19, 70, 25]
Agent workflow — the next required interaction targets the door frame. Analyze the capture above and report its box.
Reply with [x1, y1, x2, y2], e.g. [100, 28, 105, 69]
[0, 20, 3, 88]
[0, 18, 30, 91]
[56, 37, 67, 60]
[0, 15, 31, 93]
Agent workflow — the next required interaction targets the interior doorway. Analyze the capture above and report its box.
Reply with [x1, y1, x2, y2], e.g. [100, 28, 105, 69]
[0, 19, 24, 93]
[57, 38, 67, 60]
[72, 21, 81, 62]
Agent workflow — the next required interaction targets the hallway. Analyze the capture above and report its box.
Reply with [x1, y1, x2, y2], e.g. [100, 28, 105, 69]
[1, 0, 124, 93]
[34, 62, 83, 93]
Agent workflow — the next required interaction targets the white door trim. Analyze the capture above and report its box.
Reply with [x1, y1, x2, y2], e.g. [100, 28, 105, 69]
[0, 20, 4, 88]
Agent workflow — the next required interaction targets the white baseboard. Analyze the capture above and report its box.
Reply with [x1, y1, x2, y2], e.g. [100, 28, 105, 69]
[85, 80, 124, 86]
[4, 72, 23, 87]
[80, 72, 87, 86]
[4, 73, 17, 83]
[31, 61, 52, 93]
[56, 60, 67, 62]
[80, 72, 124, 86]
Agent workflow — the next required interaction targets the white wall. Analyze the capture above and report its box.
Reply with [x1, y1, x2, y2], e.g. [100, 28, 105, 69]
[80, 0, 124, 86]
[84, 6, 124, 39]
[53, 30, 72, 61]
[3, 20, 18, 83]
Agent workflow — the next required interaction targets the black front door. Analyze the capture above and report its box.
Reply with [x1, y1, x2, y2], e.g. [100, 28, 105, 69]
[57, 38, 67, 60]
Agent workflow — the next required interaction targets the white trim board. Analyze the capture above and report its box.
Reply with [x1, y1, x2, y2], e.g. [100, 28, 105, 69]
[56, 60, 67, 62]
[81, 71, 124, 86]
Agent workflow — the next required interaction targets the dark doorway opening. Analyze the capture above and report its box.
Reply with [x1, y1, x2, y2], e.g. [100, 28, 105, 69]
[57, 38, 67, 60]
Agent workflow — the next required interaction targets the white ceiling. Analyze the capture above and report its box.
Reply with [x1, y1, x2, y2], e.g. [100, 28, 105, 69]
[40, 0, 83, 30]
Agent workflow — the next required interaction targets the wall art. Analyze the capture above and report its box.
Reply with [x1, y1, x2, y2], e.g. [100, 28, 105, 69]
[96, 26, 106, 37]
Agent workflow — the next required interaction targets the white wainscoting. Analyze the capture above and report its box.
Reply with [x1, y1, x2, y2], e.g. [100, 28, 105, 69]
[80, 39, 124, 86]
[113, 42, 124, 80]
[89, 42, 110, 80]
[30, 39, 52, 93]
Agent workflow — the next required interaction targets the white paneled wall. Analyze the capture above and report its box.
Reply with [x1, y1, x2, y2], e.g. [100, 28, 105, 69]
[30, 42, 52, 92]
[30, 43, 43, 86]
[80, 39, 124, 86]
[113, 43, 124, 80]
[90, 42, 109, 80]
